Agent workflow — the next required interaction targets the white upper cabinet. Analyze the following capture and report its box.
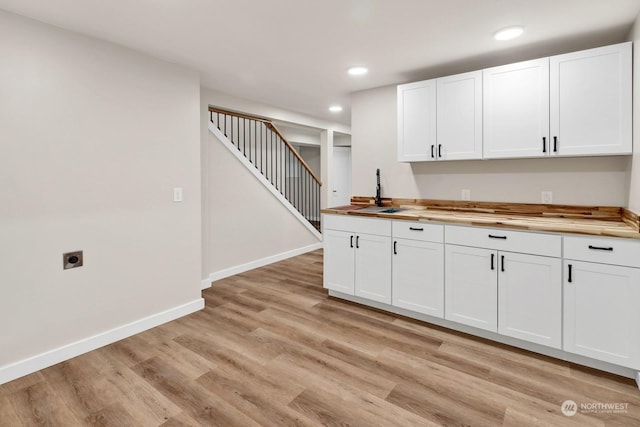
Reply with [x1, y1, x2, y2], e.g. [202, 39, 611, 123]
[437, 71, 483, 160]
[398, 71, 482, 162]
[399, 42, 632, 161]
[397, 79, 436, 162]
[550, 42, 632, 156]
[483, 58, 550, 159]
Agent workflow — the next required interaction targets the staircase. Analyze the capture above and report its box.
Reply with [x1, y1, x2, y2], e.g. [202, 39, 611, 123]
[208, 107, 322, 235]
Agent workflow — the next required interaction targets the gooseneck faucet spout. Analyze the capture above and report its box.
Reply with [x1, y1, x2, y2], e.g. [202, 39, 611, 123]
[375, 168, 382, 206]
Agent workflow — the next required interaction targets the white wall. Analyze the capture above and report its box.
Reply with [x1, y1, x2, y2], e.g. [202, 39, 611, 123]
[352, 83, 631, 207]
[201, 88, 322, 279]
[299, 146, 321, 176]
[628, 14, 640, 213]
[334, 133, 352, 147]
[204, 87, 350, 135]
[278, 124, 321, 147]
[0, 11, 202, 372]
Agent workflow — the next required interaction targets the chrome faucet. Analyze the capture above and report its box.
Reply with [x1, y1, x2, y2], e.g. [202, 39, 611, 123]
[375, 168, 382, 206]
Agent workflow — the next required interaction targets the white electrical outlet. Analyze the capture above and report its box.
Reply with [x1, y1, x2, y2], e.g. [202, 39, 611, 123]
[541, 191, 553, 204]
[461, 189, 471, 201]
[173, 187, 183, 202]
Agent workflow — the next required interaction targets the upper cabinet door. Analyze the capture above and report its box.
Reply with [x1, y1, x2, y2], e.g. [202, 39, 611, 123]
[550, 42, 632, 156]
[483, 58, 550, 159]
[436, 71, 483, 160]
[397, 79, 437, 162]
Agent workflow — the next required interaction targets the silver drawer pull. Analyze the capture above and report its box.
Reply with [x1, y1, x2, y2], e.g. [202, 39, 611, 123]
[588, 245, 613, 252]
[409, 227, 424, 231]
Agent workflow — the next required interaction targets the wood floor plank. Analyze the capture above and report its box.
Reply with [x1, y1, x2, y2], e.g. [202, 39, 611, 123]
[251, 327, 398, 399]
[386, 380, 503, 427]
[4, 381, 87, 427]
[84, 402, 141, 427]
[132, 356, 261, 427]
[0, 394, 26, 427]
[289, 385, 438, 427]
[269, 353, 438, 427]
[196, 370, 318, 427]
[379, 347, 604, 427]
[159, 412, 206, 427]
[0, 372, 44, 397]
[82, 349, 184, 425]
[502, 406, 604, 427]
[38, 357, 116, 421]
[1, 249, 639, 426]
[173, 334, 305, 404]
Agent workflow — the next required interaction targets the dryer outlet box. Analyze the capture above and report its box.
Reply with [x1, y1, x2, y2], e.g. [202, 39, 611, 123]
[63, 251, 83, 270]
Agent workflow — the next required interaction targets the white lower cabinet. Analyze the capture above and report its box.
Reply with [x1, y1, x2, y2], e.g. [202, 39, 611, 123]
[324, 215, 640, 376]
[444, 226, 562, 345]
[323, 215, 392, 303]
[392, 225, 444, 317]
[355, 233, 392, 303]
[498, 252, 561, 348]
[563, 235, 640, 369]
[323, 229, 356, 294]
[445, 245, 497, 331]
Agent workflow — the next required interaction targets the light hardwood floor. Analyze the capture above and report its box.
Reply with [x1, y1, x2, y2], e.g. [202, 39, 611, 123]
[1, 249, 639, 426]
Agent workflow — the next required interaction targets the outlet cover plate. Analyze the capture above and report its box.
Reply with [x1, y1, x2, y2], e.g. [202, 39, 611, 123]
[461, 189, 471, 201]
[541, 191, 553, 204]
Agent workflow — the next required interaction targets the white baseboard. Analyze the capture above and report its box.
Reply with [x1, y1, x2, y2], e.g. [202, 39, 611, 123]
[0, 298, 204, 385]
[201, 278, 213, 290]
[636, 371, 640, 390]
[204, 242, 323, 287]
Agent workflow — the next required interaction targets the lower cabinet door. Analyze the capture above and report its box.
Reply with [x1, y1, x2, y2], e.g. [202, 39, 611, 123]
[323, 229, 355, 294]
[498, 252, 561, 348]
[563, 260, 640, 369]
[392, 238, 444, 317]
[445, 245, 498, 332]
[354, 233, 392, 304]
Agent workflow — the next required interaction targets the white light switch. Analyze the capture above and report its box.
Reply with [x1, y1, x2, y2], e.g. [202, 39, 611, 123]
[173, 187, 183, 202]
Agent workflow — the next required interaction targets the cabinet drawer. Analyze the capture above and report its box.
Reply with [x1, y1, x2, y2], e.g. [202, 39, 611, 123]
[564, 236, 640, 268]
[323, 214, 391, 236]
[392, 221, 443, 243]
[445, 225, 561, 257]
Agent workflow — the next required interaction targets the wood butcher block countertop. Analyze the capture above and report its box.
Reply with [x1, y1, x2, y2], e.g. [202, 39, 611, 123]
[321, 197, 640, 239]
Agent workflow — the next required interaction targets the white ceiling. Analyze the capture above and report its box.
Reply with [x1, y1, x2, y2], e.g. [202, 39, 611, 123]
[1, 0, 639, 125]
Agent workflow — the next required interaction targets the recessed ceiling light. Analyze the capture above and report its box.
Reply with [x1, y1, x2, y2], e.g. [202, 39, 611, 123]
[347, 66, 368, 76]
[494, 26, 524, 41]
[329, 105, 343, 113]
